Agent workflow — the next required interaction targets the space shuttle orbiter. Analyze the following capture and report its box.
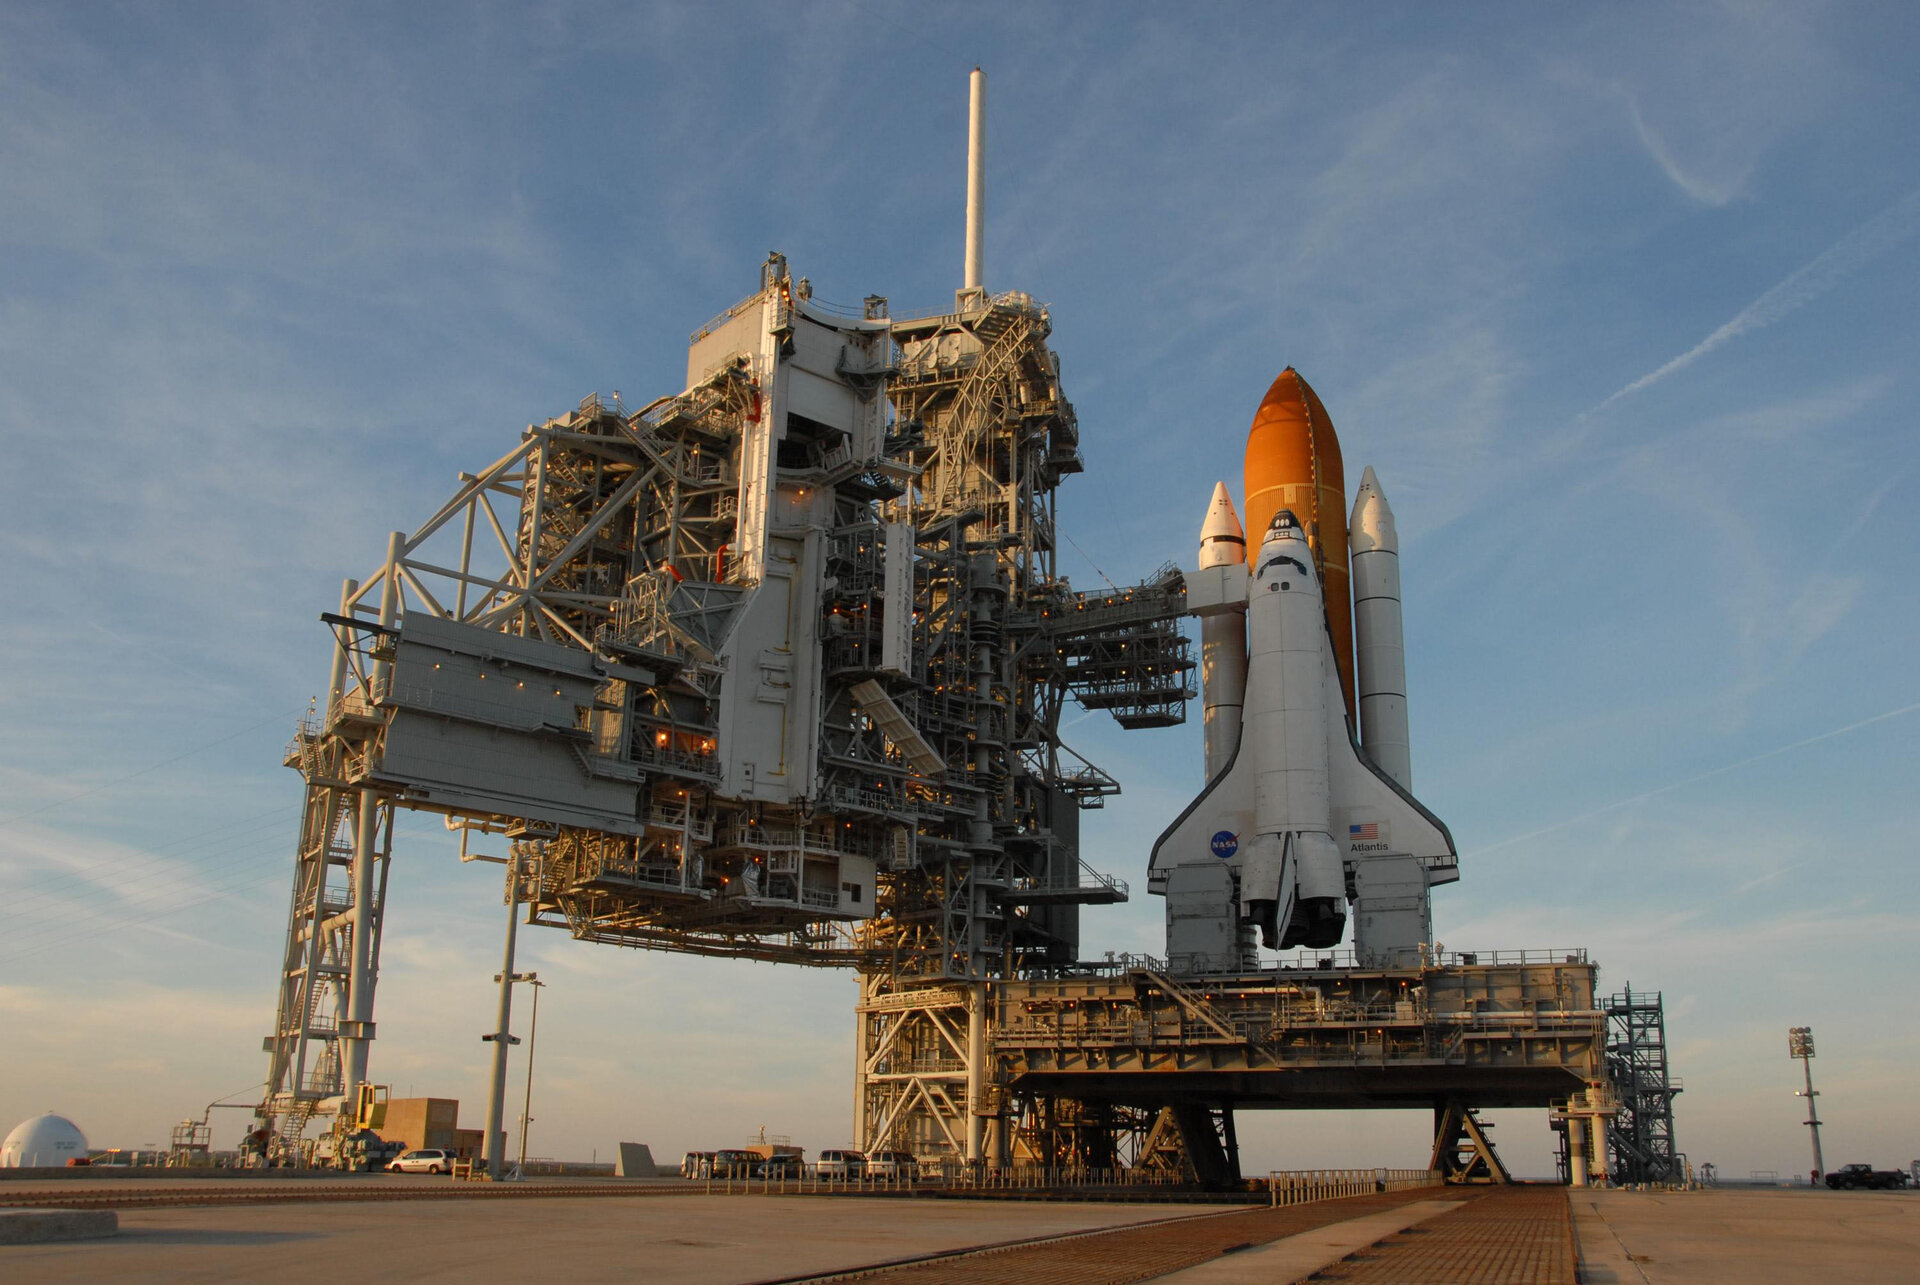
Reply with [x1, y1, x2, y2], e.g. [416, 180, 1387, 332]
[1151, 370, 1457, 967]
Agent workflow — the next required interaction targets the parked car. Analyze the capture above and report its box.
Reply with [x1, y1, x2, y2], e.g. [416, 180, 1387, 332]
[712, 1149, 761, 1178]
[816, 1149, 867, 1181]
[864, 1151, 918, 1181]
[388, 1148, 456, 1175]
[681, 1150, 718, 1179]
[753, 1153, 804, 1179]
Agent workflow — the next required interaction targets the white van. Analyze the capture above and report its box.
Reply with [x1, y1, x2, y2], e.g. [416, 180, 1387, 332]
[388, 1148, 456, 1175]
[816, 1149, 867, 1181]
[864, 1151, 917, 1181]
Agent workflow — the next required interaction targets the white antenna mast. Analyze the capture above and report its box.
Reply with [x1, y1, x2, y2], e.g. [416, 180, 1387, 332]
[964, 67, 986, 294]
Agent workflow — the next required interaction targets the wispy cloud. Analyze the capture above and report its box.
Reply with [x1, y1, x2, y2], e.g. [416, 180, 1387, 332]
[1626, 91, 1748, 207]
[1475, 699, 1920, 855]
[1588, 189, 1920, 414]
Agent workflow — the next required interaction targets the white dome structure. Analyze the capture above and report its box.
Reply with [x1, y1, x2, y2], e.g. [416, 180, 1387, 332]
[2, 1113, 89, 1167]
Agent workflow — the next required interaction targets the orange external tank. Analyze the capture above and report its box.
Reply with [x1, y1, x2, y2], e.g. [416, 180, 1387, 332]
[1243, 368, 1356, 722]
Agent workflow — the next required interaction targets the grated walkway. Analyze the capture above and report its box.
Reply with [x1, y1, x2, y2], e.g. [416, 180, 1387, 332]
[1303, 1187, 1576, 1283]
[764, 1187, 1465, 1283]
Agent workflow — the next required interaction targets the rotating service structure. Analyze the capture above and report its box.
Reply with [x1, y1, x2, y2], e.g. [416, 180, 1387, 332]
[257, 248, 1192, 1160]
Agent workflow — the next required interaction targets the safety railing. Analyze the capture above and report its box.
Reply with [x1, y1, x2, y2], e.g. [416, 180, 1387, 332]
[1071, 947, 1590, 979]
[1267, 1168, 1442, 1206]
[686, 1163, 1440, 1202]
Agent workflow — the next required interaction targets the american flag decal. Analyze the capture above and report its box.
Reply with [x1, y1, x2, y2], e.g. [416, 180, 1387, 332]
[1348, 822, 1379, 840]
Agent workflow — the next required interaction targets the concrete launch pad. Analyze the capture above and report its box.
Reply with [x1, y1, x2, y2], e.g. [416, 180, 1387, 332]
[0, 1192, 1202, 1283]
[4, 1185, 1913, 1283]
[1572, 1188, 1920, 1284]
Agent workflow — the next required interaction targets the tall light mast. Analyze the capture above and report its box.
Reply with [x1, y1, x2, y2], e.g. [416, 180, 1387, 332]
[1788, 1026, 1825, 1183]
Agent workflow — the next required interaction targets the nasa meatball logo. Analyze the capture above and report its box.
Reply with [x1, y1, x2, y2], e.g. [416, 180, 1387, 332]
[1209, 831, 1238, 859]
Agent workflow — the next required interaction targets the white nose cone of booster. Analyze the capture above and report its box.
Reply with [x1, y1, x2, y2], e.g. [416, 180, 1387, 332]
[1197, 482, 1248, 782]
[1349, 466, 1411, 790]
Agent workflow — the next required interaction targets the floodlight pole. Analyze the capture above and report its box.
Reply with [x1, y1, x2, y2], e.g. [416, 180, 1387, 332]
[1789, 1026, 1825, 1183]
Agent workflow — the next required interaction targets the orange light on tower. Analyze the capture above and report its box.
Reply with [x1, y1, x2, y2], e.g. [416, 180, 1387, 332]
[1242, 368, 1355, 721]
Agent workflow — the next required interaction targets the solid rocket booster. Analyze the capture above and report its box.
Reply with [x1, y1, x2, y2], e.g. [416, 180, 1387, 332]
[1239, 509, 1347, 949]
[1198, 482, 1248, 782]
[1243, 369, 1355, 723]
[1349, 466, 1412, 791]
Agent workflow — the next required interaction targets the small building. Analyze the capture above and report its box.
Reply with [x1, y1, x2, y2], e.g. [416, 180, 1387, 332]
[379, 1098, 483, 1159]
[3, 1113, 89, 1167]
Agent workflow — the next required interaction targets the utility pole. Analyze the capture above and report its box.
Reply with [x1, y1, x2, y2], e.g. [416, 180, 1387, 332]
[515, 975, 545, 1170]
[1788, 1026, 1824, 1184]
[481, 854, 522, 1180]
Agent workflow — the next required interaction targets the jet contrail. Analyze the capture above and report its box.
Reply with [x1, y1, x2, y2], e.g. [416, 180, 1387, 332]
[1476, 700, 1920, 855]
[1590, 188, 1920, 414]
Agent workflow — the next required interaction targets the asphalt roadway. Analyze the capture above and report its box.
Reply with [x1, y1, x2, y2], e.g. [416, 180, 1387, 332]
[1, 1179, 1916, 1282]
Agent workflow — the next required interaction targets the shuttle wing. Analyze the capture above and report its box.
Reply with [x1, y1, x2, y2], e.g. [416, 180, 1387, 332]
[1323, 642, 1457, 883]
[1147, 730, 1255, 893]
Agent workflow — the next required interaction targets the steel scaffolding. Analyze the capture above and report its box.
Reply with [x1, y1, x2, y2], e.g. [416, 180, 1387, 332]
[1602, 985, 1683, 1184]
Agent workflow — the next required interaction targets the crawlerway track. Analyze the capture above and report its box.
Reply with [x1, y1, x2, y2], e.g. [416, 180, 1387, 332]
[748, 1186, 1577, 1285]
[1304, 1187, 1578, 1283]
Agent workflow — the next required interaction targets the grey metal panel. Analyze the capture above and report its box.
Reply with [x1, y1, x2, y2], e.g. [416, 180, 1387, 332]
[375, 614, 644, 833]
[396, 612, 607, 679]
[1350, 855, 1431, 968]
[1165, 862, 1238, 973]
[835, 854, 878, 918]
[377, 712, 642, 835]
[786, 365, 857, 432]
[881, 523, 914, 678]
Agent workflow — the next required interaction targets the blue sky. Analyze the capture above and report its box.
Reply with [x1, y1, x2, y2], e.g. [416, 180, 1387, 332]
[4, 2, 1916, 1178]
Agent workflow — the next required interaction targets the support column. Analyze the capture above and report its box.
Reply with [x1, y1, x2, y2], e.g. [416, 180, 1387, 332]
[340, 789, 381, 1101]
[853, 978, 871, 1151]
[370, 532, 402, 693]
[483, 855, 520, 1180]
[1588, 1114, 1609, 1188]
[1567, 1116, 1588, 1188]
[966, 983, 986, 1165]
[341, 538, 400, 1107]
[1171, 1103, 1234, 1190]
[327, 578, 357, 717]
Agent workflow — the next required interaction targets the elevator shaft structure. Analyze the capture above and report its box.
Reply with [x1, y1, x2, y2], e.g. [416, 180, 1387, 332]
[258, 255, 1192, 1157]
[1602, 986, 1683, 1184]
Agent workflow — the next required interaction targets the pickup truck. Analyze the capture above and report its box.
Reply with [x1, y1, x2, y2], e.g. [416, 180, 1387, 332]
[1824, 1163, 1911, 1190]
